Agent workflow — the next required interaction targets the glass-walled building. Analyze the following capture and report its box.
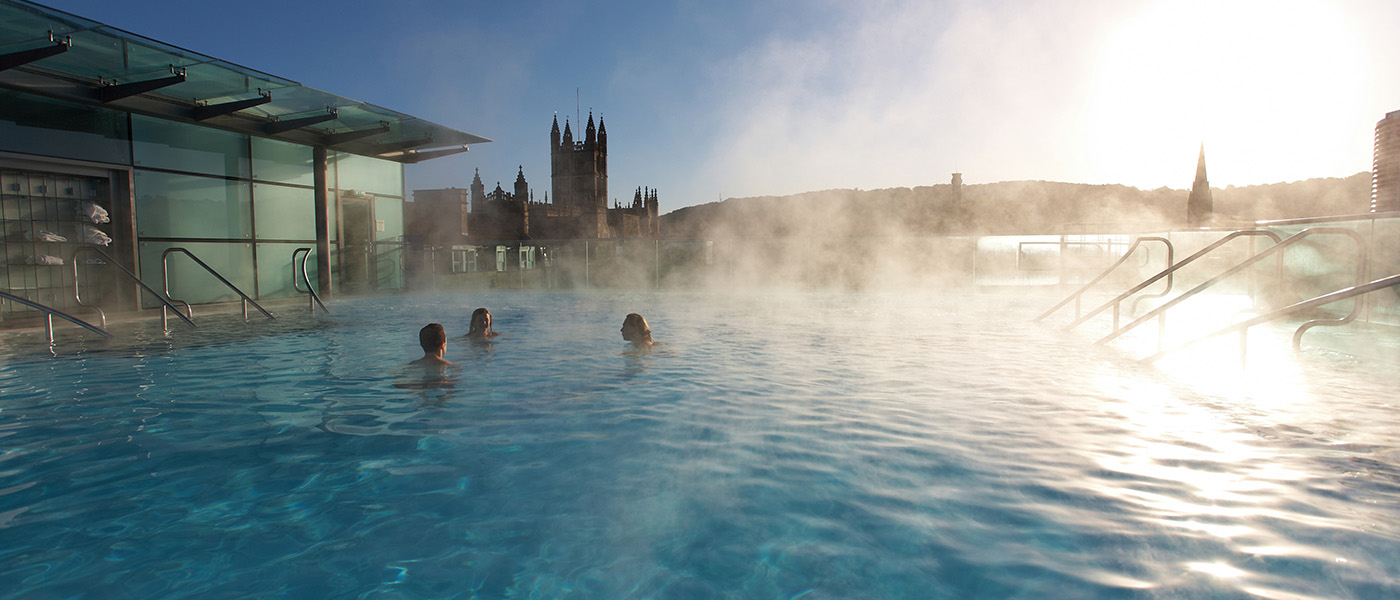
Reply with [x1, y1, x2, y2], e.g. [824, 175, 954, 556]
[0, 0, 488, 320]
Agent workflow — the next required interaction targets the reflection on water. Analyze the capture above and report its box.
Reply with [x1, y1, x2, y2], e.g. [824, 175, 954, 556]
[0, 290, 1396, 598]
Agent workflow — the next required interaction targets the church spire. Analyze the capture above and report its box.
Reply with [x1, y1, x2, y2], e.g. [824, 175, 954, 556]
[1187, 143, 1214, 227]
[585, 111, 596, 149]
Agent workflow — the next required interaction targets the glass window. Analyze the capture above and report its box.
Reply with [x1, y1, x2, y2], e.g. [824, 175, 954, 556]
[333, 152, 402, 197]
[137, 241, 254, 307]
[373, 196, 404, 242]
[251, 137, 314, 186]
[0, 89, 131, 165]
[135, 170, 252, 239]
[132, 114, 249, 178]
[253, 183, 316, 241]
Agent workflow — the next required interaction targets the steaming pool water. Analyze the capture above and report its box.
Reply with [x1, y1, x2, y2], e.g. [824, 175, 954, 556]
[0, 289, 1397, 599]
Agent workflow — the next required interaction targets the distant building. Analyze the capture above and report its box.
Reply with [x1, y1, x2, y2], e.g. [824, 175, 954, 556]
[1187, 143, 1214, 227]
[411, 113, 659, 244]
[1372, 109, 1400, 213]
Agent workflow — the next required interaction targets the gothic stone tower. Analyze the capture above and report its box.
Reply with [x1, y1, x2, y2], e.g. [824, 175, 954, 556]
[551, 113, 610, 238]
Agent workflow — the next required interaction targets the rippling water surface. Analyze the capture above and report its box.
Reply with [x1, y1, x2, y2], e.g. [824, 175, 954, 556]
[0, 290, 1397, 599]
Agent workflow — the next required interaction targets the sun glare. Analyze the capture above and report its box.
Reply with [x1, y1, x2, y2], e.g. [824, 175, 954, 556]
[1085, 0, 1368, 189]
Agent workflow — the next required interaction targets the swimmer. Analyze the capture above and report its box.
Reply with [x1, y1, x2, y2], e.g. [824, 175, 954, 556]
[621, 313, 655, 348]
[466, 307, 500, 340]
[409, 323, 455, 367]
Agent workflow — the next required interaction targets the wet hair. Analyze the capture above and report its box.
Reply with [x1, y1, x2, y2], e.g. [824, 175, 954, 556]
[622, 313, 651, 341]
[419, 323, 446, 352]
[468, 307, 492, 336]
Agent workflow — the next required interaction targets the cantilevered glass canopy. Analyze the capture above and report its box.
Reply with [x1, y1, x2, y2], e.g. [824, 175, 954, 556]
[0, 0, 490, 163]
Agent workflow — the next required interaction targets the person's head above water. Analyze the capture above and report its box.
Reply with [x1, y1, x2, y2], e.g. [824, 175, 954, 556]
[467, 307, 497, 339]
[420, 323, 446, 354]
[410, 322, 453, 367]
[621, 313, 653, 347]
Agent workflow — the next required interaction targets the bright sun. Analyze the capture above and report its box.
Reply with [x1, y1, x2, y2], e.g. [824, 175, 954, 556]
[1084, 0, 1369, 189]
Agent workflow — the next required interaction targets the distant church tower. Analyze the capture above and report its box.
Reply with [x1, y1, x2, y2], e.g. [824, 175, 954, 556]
[551, 112, 610, 238]
[1187, 144, 1213, 227]
[469, 168, 485, 214]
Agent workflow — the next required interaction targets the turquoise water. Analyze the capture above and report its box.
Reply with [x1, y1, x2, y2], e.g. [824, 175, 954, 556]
[0, 290, 1397, 599]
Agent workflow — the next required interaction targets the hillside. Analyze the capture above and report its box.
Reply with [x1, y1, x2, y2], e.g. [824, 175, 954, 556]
[660, 173, 1373, 238]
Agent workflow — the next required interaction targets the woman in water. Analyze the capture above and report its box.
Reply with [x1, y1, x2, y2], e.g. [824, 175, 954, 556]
[466, 307, 500, 341]
[620, 313, 655, 348]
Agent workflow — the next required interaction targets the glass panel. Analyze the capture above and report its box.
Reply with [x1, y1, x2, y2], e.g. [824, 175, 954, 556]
[132, 114, 249, 178]
[135, 171, 252, 239]
[373, 196, 404, 242]
[333, 152, 402, 197]
[137, 241, 254, 307]
[376, 242, 405, 290]
[256, 242, 322, 299]
[253, 184, 316, 241]
[1370, 218, 1400, 326]
[251, 137, 314, 186]
[0, 89, 131, 165]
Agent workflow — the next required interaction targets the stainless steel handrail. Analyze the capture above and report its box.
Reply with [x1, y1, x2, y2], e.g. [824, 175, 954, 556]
[72, 255, 109, 329]
[161, 247, 275, 329]
[291, 248, 330, 314]
[1067, 230, 1283, 334]
[1143, 271, 1400, 363]
[1035, 236, 1174, 323]
[1098, 227, 1367, 348]
[0, 289, 111, 344]
[72, 246, 196, 329]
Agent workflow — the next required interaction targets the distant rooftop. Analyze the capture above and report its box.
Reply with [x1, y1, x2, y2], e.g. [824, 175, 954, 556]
[0, 0, 490, 163]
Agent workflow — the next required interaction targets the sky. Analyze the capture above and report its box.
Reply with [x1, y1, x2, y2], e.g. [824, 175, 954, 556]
[37, 0, 1400, 213]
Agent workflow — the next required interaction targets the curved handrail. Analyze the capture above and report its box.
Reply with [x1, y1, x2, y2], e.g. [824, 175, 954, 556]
[1035, 236, 1173, 323]
[291, 248, 330, 314]
[72, 247, 196, 329]
[1098, 227, 1367, 347]
[1143, 271, 1400, 363]
[0, 289, 111, 343]
[71, 256, 109, 329]
[162, 247, 275, 329]
[1067, 230, 1283, 332]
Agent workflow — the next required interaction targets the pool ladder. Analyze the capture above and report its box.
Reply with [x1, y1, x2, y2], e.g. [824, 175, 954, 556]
[70, 246, 273, 332]
[161, 247, 275, 330]
[292, 248, 330, 314]
[0, 288, 110, 345]
[73, 246, 196, 330]
[1042, 227, 1382, 362]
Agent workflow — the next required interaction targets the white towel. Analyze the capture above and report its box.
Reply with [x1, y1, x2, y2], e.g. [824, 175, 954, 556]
[78, 201, 110, 224]
[26, 255, 64, 265]
[24, 229, 67, 243]
[82, 225, 112, 246]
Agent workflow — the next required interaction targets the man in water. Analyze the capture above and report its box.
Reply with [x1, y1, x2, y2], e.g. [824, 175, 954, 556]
[621, 313, 655, 348]
[410, 323, 455, 367]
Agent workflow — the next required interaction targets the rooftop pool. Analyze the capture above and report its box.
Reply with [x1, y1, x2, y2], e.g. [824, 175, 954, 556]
[1, 290, 1397, 598]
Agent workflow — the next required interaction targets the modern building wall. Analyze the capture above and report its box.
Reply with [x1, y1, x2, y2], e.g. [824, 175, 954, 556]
[0, 88, 406, 319]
